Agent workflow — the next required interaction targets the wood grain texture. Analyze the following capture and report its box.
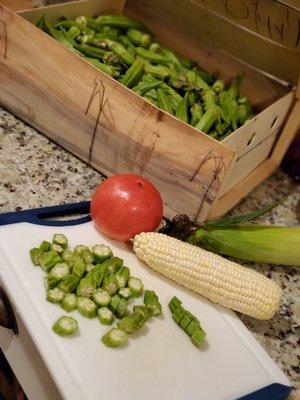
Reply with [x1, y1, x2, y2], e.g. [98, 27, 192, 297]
[207, 159, 278, 219]
[125, 0, 300, 84]
[0, 0, 38, 12]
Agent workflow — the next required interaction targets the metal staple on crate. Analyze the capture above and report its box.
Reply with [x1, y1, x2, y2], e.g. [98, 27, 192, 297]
[85, 78, 115, 163]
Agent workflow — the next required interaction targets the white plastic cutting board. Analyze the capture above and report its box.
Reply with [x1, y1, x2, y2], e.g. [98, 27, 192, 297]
[0, 217, 291, 400]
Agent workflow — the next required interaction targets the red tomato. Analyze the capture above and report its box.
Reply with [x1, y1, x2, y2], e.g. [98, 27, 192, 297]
[90, 174, 163, 241]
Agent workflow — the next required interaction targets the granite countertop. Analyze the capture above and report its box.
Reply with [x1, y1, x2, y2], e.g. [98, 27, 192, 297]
[1, 105, 300, 396]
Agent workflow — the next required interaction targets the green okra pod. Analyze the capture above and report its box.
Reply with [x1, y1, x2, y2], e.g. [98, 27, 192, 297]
[156, 88, 174, 115]
[30, 248, 43, 266]
[212, 79, 225, 93]
[115, 297, 128, 319]
[86, 57, 121, 78]
[144, 64, 170, 80]
[39, 250, 62, 272]
[191, 327, 206, 347]
[74, 44, 105, 59]
[120, 59, 144, 88]
[135, 47, 169, 64]
[48, 262, 70, 281]
[106, 40, 135, 65]
[175, 92, 189, 123]
[194, 109, 218, 133]
[103, 256, 124, 275]
[58, 274, 80, 293]
[96, 15, 148, 31]
[144, 290, 162, 317]
[149, 42, 161, 53]
[168, 296, 182, 313]
[109, 294, 121, 314]
[127, 28, 152, 48]
[160, 46, 181, 66]
[190, 103, 203, 126]
[132, 80, 162, 96]
[52, 316, 78, 336]
[117, 314, 140, 334]
[101, 328, 128, 348]
[68, 27, 80, 39]
[161, 83, 183, 105]
[61, 293, 77, 312]
[98, 307, 114, 325]
[219, 91, 238, 130]
[119, 34, 136, 51]
[62, 250, 73, 264]
[77, 297, 97, 318]
[227, 74, 244, 100]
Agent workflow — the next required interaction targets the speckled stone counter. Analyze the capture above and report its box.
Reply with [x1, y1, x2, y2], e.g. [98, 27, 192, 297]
[1, 106, 299, 396]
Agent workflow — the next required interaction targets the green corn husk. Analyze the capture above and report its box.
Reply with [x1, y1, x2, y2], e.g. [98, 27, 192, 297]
[189, 225, 300, 266]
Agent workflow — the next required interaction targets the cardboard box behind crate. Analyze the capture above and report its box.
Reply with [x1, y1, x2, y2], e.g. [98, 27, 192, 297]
[0, 0, 299, 222]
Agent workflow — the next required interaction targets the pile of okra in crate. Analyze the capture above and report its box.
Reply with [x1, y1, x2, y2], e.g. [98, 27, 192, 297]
[30, 233, 162, 348]
[36, 14, 254, 140]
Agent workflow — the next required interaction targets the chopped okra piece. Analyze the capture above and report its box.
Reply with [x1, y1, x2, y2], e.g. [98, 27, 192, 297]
[133, 305, 153, 326]
[76, 274, 96, 297]
[109, 294, 121, 314]
[62, 250, 73, 264]
[77, 297, 97, 318]
[58, 274, 80, 293]
[53, 233, 68, 249]
[118, 287, 132, 300]
[92, 244, 113, 263]
[40, 240, 51, 252]
[61, 293, 77, 312]
[51, 243, 64, 254]
[72, 257, 86, 278]
[102, 275, 119, 295]
[106, 256, 123, 275]
[101, 328, 128, 348]
[128, 277, 143, 297]
[90, 264, 107, 287]
[39, 250, 62, 272]
[179, 311, 193, 330]
[115, 266, 130, 289]
[117, 314, 141, 334]
[86, 263, 95, 273]
[185, 318, 200, 337]
[52, 316, 78, 336]
[115, 298, 128, 319]
[46, 287, 65, 304]
[81, 248, 94, 264]
[49, 262, 70, 280]
[92, 288, 111, 306]
[74, 245, 89, 255]
[172, 306, 185, 324]
[30, 247, 43, 266]
[44, 275, 61, 290]
[169, 296, 182, 313]
[144, 290, 162, 317]
[98, 307, 114, 325]
[191, 327, 206, 347]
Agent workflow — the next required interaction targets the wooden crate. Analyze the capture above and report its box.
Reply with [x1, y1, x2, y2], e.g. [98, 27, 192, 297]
[0, 0, 299, 223]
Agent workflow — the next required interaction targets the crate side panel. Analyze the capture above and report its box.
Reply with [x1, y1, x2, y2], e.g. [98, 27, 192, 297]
[0, 5, 234, 221]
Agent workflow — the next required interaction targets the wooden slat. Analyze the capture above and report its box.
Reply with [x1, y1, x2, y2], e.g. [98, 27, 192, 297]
[271, 100, 300, 164]
[207, 159, 277, 220]
[125, 0, 300, 84]
[0, 0, 38, 12]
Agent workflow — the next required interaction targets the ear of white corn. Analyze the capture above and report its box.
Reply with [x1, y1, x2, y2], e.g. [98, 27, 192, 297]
[133, 232, 282, 320]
